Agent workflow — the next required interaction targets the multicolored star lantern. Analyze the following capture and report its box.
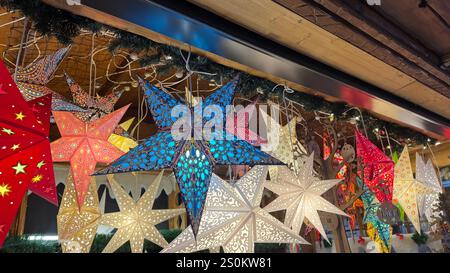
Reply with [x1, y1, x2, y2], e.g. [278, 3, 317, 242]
[15, 47, 85, 112]
[358, 177, 392, 253]
[108, 118, 137, 153]
[355, 130, 394, 203]
[416, 154, 442, 223]
[393, 146, 435, 232]
[0, 60, 56, 247]
[263, 153, 348, 241]
[65, 72, 125, 122]
[57, 172, 101, 253]
[51, 104, 129, 207]
[96, 77, 282, 237]
[162, 166, 308, 253]
[101, 172, 185, 253]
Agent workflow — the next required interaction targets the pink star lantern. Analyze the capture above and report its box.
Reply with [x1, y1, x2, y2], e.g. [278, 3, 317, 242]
[355, 130, 394, 203]
[225, 100, 266, 146]
[51, 104, 129, 207]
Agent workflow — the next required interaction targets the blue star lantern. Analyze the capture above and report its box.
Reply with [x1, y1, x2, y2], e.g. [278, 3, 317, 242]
[96, 76, 283, 236]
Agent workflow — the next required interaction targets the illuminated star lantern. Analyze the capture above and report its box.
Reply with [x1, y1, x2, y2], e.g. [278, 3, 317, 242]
[356, 130, 394, 203]
[225, 99, 266, 146]
[101, 172, 185, 253]
[65, 72, 125, 122]
[393, 147, 435, 232]
[416, 154, 442, 223]
[263, 153, 348, 241]
[358, 178, 392, 253]
[108, 118, 138, 153]
[96, 77, 282, 237]
[57, 172, 101, 253]
[51, 105, 129, 207]
[0, 60, 57, 247]
[260, 108, 308, 181]
[15, 47, 85, 112]
[162, 166, 308, 253]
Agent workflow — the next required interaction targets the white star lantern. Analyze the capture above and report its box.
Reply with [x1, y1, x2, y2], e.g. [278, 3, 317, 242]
[416, 154, 442, 223]
[101, 171, 185, 253]
[263, 153, 348, 241]
[393, 147, 435, 233]
[161, 166, 309, 253]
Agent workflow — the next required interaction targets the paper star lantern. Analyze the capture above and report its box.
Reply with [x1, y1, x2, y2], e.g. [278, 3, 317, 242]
[65, 72, 124, 122]
[359, 177, 392, 253]
[225, 99, 265, 146]
[162, 166, 308, 253]
[263, 153, 348, 241]
[356, 130, 394, 203]
[108, 118, 138, 153]
[51, 105, 129, 207]
[259, 109, 307, 181]
[15, 47, 85, 112]
[393, 146, 435, 232]
[96, 77, 282, 237]
[416, 154, 442, 223]
[101, 172, 184, 253]
[0, 60, 57, 247]
[57, 172, 100, 253]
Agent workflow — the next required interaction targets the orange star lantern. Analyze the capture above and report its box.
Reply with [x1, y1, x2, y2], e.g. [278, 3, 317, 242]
[0, 60, 56, 247]
[51, 105, 129, 207]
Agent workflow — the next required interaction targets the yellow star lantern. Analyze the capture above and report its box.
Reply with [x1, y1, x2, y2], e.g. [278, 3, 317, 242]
[393, 146, 435, 233]
[108, 118, 138, 153]
[101, 171, 185, 253]
[57, 172, 101, 253]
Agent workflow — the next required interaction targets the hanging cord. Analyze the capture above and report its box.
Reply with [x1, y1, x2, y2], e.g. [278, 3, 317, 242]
[13, 18, 29, 81]
[383, 126, 393, 157]
[342, 107, 368, 137]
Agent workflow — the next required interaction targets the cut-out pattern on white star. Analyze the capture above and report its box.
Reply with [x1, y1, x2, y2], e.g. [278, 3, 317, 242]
[263, 153, 348, 241]
[161, 166, 308, 253]
[101, 171, 185, 253]
[393, 147, 435, 233]
[415, 154, 442, 223]
[260, 107, 308, 181]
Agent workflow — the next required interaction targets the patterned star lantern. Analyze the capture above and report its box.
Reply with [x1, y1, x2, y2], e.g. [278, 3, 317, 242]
[0, 60, 57, 247]
[416, 154, 442, 223]
[96, 77, 282, 237]
[356, 130, 394, 203]
[15, 47, 85, 112]
[259, 108, 307, 181]
[162, 166, 308, 253]
[57, 173, 101, 253]
[393, 147, 435, 232]
[51, 105, 129, 207]
[358, 177, 392, 253]
[263, 153, 348, 241]
[108, 118, 138, 153]
[225, 99, 266, 146]
[65, 72, 124, 122]
[101, 171, 185, 253]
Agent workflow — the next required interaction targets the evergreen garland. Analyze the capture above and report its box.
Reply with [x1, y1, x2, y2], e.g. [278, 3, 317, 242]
[0, 0, 438, 148]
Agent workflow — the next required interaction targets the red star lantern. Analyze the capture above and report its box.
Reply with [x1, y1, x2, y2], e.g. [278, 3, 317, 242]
[51, 105, 129, 207]
[0, 60, 56, 247]
[355, 130, 394, 203]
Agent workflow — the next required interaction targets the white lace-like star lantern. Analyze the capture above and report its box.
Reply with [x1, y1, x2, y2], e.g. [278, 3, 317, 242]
[416, 154, 442, 222]
[101, 171, 185, 253]
[393, 147, 435, 233]
[263, 153, 348, 241]
[161, 166, 309, 253]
